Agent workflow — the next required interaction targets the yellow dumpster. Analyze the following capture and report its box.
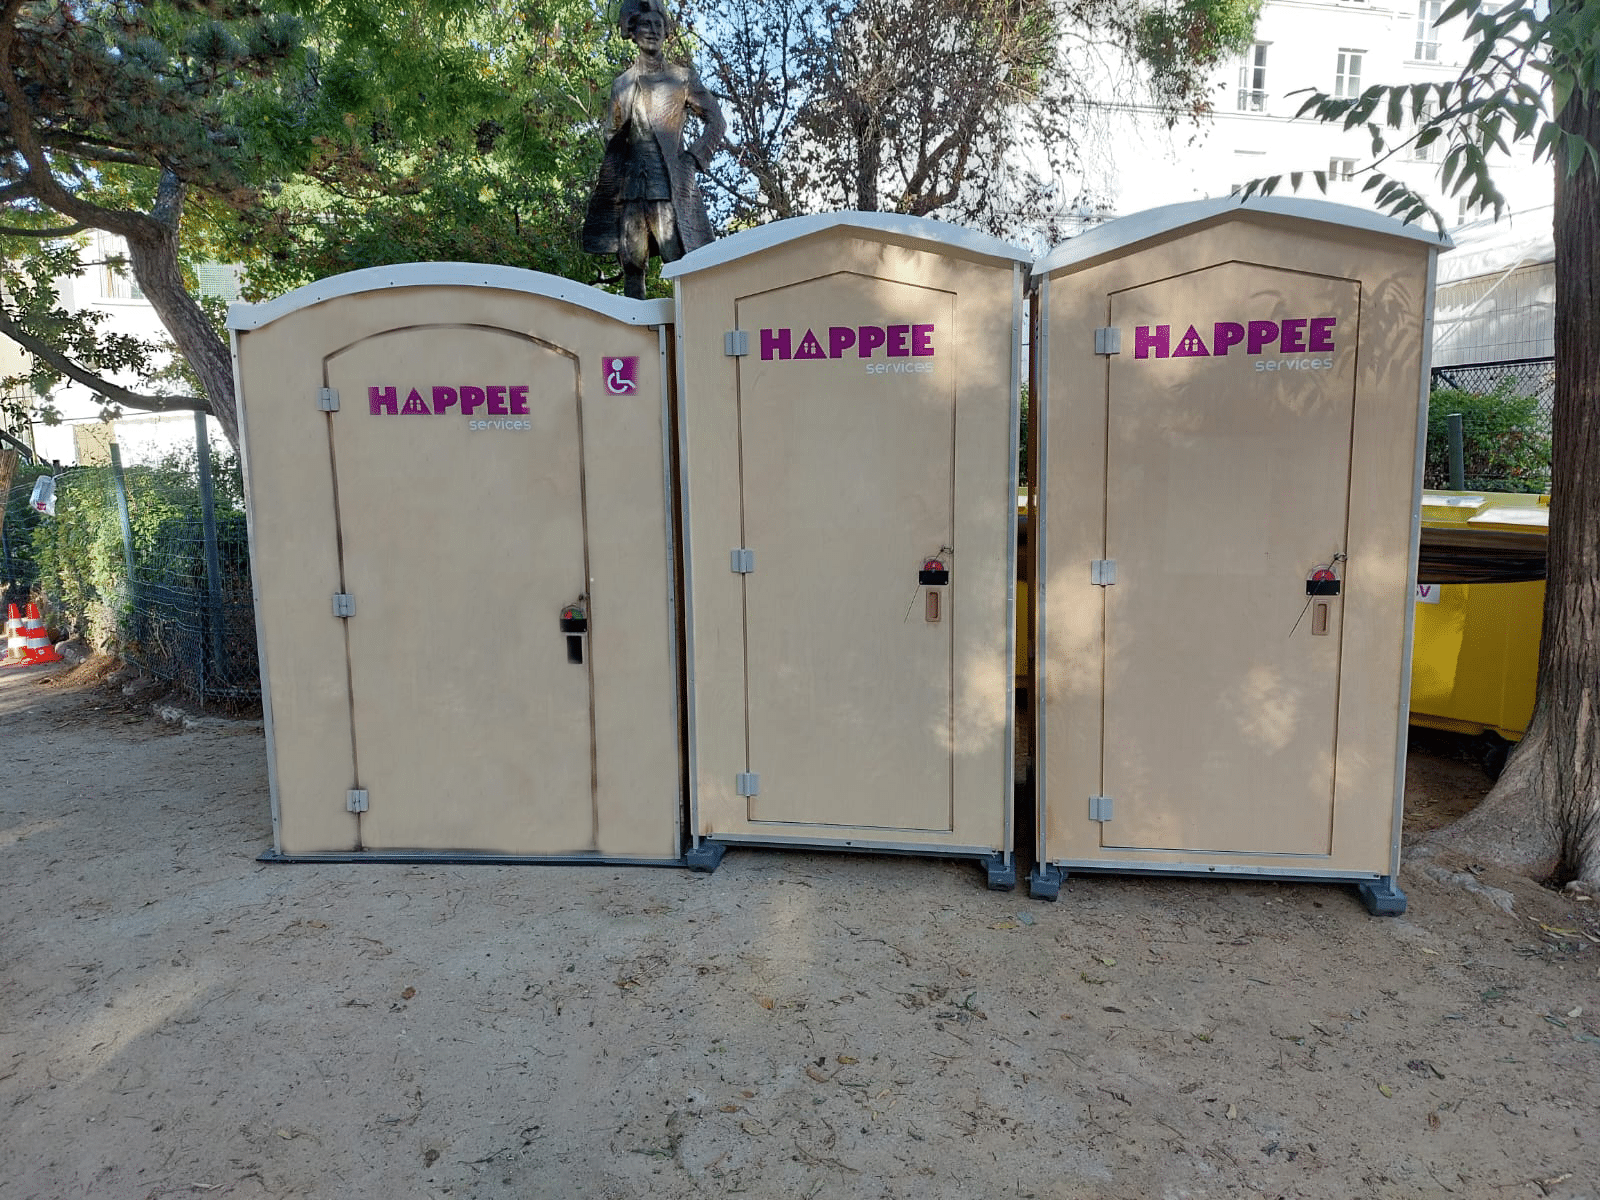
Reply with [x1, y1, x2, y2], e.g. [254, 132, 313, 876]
[1411, 491, 1547, 744]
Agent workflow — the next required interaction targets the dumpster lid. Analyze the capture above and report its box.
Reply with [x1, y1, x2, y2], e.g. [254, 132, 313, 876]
[1033, 196, 1452, 278]
[227, 263, 673, 332]
[661, 211, 1032, 280]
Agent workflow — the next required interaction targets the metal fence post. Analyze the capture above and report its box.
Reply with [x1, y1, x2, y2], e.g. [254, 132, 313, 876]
[195, 412, 225, 701]
[1447, 413, 1465, 490]
[108, 442, 136, 591]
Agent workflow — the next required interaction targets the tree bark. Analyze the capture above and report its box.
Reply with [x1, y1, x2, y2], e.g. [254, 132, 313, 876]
[1424, 74, 1600, 886]
[123, 174, 240, 449]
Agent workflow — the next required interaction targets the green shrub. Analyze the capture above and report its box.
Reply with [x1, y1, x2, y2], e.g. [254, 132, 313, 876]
[1426, 382, 1551, 493]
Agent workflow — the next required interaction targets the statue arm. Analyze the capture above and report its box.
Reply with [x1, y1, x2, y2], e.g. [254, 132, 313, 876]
[682, 69, 726, 172]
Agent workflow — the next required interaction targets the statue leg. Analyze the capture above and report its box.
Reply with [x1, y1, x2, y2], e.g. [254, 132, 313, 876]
[620, 203, 650, 300]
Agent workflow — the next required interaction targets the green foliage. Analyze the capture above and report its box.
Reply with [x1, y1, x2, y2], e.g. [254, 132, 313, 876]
[225, 0, 627, 294]
[1134, 0, 1262, 112]
[28, 448, 244, 646]
[1425, 384, 1551, 492]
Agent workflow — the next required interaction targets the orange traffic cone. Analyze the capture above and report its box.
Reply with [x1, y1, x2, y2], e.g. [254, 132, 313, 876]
[21, 604, 61, 665]
[0, 604, 25, 667]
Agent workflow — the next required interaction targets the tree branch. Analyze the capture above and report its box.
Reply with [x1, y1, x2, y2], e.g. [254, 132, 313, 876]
[0, 221, 88, 237]
[0, 308, 207, 416]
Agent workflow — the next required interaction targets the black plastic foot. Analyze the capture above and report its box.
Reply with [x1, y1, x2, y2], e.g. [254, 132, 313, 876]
[982, 854, 1017, 891]
[684, 840, 726, 873]
[1028, 863, 1064, 901]
[1357, 875, 1407, 916]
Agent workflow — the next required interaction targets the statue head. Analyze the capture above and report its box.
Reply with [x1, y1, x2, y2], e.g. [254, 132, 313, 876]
[618, 0, 672, 43]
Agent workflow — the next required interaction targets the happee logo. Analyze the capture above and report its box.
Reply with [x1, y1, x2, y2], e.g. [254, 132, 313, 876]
[1134, 316, 1337, 360]
[760, 323, 935, 361]
[369, 385, 530, 416]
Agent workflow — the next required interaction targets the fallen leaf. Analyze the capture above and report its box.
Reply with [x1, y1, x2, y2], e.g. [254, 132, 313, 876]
[805, 1066, 831, 1083]
[400, 987, 416, 1000]
[1567, 1006, 1583, 1018]
[1378, 1084, 1394, 1098]
[1226, 1104, 1237, 1120]
[1080, 973, 1106, 986]
[837, 1055, 858, 1065]
[1100, 956, 1117, 967]
[1419, 947, 1439, 955]
[757, 996, 775, 1010]
[1194, 1032, 1212, 1043]
[740, 1120, 767, 1136]
[740, 1090, 756, 1098]
[719, 1104, 739, 1113]
[1427, 1112, 1441, 1129]
[989, 921, 1019, 931]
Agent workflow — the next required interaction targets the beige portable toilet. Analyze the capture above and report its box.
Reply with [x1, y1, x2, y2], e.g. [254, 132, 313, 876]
[230, 265, 683, 863]
[1029, 197, 1449, 913]
[665, 213, 1028, 888]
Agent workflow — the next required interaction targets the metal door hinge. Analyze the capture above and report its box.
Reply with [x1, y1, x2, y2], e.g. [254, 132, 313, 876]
[1089, 795, 1114, 822]
[730, 548, 755, 574]
[736, 772, 760, 797]
[347, 788, 369, 814]
[318, 387, 340, 411]
[1091, 560, 1117, 586]
[724, 330, 749, 357]
[1094, 327, 1122, 356]
[333, 592, 356, 618]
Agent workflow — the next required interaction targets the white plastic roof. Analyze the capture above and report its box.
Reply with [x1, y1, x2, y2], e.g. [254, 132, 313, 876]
[1033, 195, 1453, 278]
[1436, 206, 1553, 284]
[227, 262, 673, 331]
[661, 211, 1033, 279]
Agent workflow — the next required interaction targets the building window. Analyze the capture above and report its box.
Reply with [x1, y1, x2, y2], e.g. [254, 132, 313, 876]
[1413, 101, 1438, 161]
[1329, 158, 1357, 182]
[1415, 0, 1442, 60]
[93, 232, 144, 301]
[1237, 43, 1268, 112]
[1335, 49, 1364, 99]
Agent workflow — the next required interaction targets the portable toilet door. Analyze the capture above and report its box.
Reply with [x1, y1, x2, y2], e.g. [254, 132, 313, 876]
[1030, 198, 1448, 913]
[230, 265, 683, 862]
[665, 213, 1029, 888]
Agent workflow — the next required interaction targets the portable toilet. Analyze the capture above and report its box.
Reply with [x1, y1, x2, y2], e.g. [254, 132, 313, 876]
[665, 213, 1029, 888]
[230, 265, 683, 862]
[1029, 197, 1449, 913]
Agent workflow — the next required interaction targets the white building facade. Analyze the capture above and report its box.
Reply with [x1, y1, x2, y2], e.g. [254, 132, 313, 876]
[1094, 0, 1552, 228]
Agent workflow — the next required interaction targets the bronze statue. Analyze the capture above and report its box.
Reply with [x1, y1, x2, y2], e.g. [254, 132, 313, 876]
[581, 0, 726, 298]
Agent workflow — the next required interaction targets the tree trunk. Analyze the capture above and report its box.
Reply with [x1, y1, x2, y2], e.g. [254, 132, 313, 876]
[122, 177, 240, 449]
[1423, 79, 1600, 886]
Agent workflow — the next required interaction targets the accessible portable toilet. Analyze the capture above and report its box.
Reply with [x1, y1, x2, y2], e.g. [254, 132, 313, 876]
[1029, 197, 1449, 913]
[666, 213, 1028, 888]
[231, 265, 684, 862]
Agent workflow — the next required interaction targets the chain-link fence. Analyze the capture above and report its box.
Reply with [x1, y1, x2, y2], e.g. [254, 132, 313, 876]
[6, 419, 260, 705]
[1428, 356, 1554, 493]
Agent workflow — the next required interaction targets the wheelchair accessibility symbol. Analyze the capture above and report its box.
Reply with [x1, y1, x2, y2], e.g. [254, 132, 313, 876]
[605, 356, 639, 395]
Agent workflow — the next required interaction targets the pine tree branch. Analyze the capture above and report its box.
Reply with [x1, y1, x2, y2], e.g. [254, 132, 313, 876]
[0, 220, 87, 236]
[0, 2, 154, 242]
[0, 308, 207, 416]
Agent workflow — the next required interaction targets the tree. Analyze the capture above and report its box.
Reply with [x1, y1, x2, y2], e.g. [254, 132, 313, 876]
[228, 0, 624, 298]
[0, 0, 622, 448]
[1245, 0, 1600, 887]
[690, 0, 1262, 238]
[0, 0, 304, 448]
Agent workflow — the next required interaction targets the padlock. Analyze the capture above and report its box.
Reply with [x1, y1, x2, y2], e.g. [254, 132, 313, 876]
[1305, 567, 1341, 597]
[559, 603, 588, 634]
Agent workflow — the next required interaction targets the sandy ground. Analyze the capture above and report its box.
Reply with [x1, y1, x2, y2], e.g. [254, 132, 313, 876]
[2, 661, 1598, 1200]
